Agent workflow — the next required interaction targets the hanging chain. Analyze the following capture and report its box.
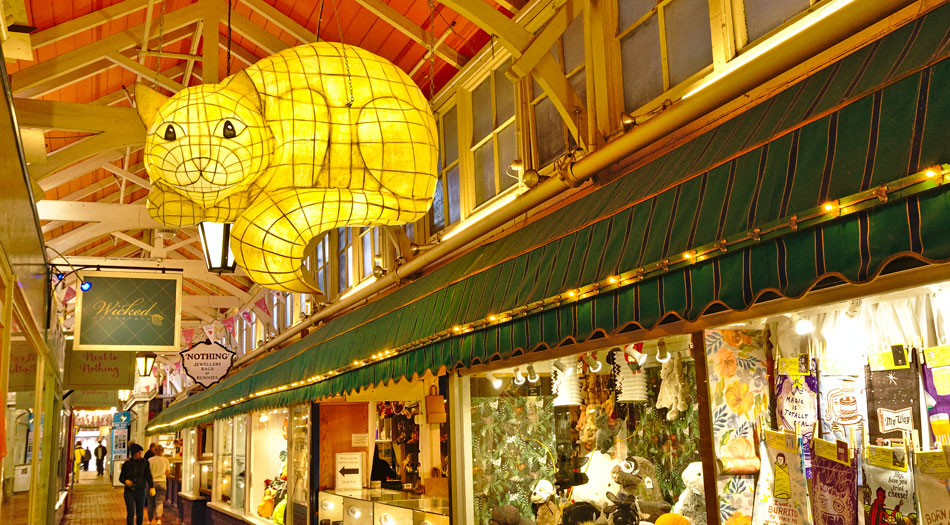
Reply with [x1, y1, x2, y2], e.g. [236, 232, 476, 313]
[330, 0, 354, 106]
[153, 0, 166, 88]
[426, 0, 436, 99]
[316, 0, 325, 41]
[226, 0, 233, 76]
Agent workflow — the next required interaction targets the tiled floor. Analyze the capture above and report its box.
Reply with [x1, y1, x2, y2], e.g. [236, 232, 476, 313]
[57, 471, 180, 525]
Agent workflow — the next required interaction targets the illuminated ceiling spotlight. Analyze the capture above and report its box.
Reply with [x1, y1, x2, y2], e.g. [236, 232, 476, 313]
[552, 359, 570, 374]
[582, 354, 602, 373]
[486, 372, 503, 390]
[526, 364, 539, 383]
[790, 313, 815, 335]
[513, 367, 526, 385]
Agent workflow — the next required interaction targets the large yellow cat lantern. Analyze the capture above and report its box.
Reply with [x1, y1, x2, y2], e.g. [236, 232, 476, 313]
[136, 42, 438, 294]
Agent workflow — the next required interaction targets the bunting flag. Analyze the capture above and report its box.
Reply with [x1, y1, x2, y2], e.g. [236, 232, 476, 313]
[253, 297, 273, 324]
[273, 291, 287, 304]
[181, 328, 195, 348]
[62, 286, 76, 304]
[222, 316, 236, 337]
[202, 324, 215, 341]
[241, 310, 253, 324]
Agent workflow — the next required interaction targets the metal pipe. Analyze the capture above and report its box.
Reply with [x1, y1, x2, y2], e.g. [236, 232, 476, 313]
[236, 0, 914, 366]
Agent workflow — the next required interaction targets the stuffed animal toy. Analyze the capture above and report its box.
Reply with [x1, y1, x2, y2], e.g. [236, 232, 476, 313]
[610, 458, 671, 521]
[604, 492, 640, 525]
[490, 505, 535, 525]
[570, 451, 621, 510]
[562, 502, 601, 525]
[672, 462, 705, 525]
[655, 353, 690, 421]
[531, 480, 561, 525]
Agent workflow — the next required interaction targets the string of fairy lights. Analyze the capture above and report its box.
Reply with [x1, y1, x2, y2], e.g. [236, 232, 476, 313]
[148, 164, 949, 431]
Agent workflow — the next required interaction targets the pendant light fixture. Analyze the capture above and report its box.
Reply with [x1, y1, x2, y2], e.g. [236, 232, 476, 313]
[198, 222, 236, 273]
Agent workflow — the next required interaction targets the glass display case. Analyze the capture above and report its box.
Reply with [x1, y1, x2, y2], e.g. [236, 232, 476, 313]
[290, 405, 310, 524]
[233, 416, 247, 512]
[215, 419, 233, 504]
[463, 337, 700, 524]
[317, 489, 451, 525]
[250, 408, 289, 523]
[182, 427, 197, 495]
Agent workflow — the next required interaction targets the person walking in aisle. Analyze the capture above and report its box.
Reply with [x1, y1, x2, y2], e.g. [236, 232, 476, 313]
[120, 443, 155, 525]
[82, 445, 92, 471]
[147, 446, 170, 525]
[73, 442, 84, 481]
[144, 442, 158, 460]
[94, 440, 108, 477]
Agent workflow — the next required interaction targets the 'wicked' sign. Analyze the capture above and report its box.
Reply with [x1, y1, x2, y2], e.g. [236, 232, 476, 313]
[180, 341, 235, 388]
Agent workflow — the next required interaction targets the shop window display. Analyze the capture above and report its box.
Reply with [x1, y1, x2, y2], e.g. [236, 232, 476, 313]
[213, 417, 247, 511]
[467, 336, 701, 525]
[290, 405, 309, 524]
[710, 283, 950, 525]
[375, 401, 422, 490]
[251, 409, 290, 523]
[182, 428, 196, 495]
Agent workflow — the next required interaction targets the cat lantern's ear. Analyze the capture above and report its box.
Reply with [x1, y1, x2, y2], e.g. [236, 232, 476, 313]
[223, 70, 261, 112]
[134, 83, 170, 127]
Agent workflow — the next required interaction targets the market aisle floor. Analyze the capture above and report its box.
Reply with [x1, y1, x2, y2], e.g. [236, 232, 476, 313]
[63, 471, 180, 525]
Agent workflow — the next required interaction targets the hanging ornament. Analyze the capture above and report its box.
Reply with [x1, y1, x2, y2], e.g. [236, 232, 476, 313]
[552, 359, 582, 406]
[613, 349, 649, 403]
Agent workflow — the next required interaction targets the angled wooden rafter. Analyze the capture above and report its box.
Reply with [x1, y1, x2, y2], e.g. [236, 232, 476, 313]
[353, 0, 468, 70]
[440, 0, 588, 148]
[33, 133, 144, 187]
[31, 0, 148, 49]
[106, 52, 185, 92]
[241, 0, 318, 44]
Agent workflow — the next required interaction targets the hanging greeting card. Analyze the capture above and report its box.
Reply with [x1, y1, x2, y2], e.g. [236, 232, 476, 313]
[811, 437, 858, 525]
[863, 445, 916, 525]
[776, 361, 818, 478]
[819, 374, 868, 483]
[752, 430, 812, 525]
[865, 351, 921, 444]
[923, 363, 950, 447]
[915, 449, 950, 525]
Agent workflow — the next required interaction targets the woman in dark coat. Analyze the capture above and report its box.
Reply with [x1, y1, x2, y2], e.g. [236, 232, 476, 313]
[119, 443, 155, 525]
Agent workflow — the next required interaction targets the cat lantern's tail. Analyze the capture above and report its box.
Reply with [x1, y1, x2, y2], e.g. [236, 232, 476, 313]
[230, 187, 430, 295]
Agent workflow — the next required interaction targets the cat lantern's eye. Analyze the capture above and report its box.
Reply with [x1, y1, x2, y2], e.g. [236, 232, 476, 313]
[157, 122, 185, 142]
[215, 119, 247, 139]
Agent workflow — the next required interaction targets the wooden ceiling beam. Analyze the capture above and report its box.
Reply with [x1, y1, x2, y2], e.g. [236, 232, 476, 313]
[508, 0, 583, 79]
[14, 98, 144, 134]
[228, 11, 287, 55]
[100, 162, 151, 190]
[36, 200, 156, 225]
[182, 21, 203, 87]
[111, 231, 155, 252]
[220, 39, 260, 66]
[241, 0, 318, 44]
[353, 0, 468, 70]
[107, 52, 185, 92]
[11, 7, 200, 95]
[31, 0, 148, 49]
[32, 132, 144, 186]
[200, 0, 221, 82]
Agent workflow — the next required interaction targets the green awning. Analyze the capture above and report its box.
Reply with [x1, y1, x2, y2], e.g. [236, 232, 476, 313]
[148, 4, 950, 433]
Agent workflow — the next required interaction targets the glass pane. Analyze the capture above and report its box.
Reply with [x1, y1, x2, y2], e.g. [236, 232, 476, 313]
[473, 140, 496, 207]
[443, 106, 459, 164]
[620, 15, 664, 112]
[291, 406, 310, 523]
[183, 429, 196, 494]
[472, 78, 493, 142]
[618, 0, 657, 30]
[497, 124, 518, 193]
[562, 16, 585, 73]
[233, 417, 247, 511]
[535, 97, 567, 167]
[216, 419, 233, 504]
[446, 166, 461, 225]
[338, 250, 348, 293]
[666, 0, 713, 86]
[405, 222, 415, 242]
[250, 410, 288, 524]
[496, 60, 515, 124]
[744, 0, 811, 43]
[429, 175, 446, 233]
[362, 232, 373, 278]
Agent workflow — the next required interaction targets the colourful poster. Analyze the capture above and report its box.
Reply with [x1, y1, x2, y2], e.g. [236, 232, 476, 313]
[775, 363, 817, 478]
[819, 374, 868, 484]
[752, 431, 811, 525]
[863, 445, 915, 525]
[811, 438, 858, 525]
[915, 450, 950, 525]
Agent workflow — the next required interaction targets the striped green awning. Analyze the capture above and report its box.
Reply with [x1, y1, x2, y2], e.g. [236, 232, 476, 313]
[148, 4, 950, 433]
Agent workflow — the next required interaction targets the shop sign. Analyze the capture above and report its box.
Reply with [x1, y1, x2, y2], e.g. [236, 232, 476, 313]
[112, 411, 131, 459]
[8, 342, 37, 392]
[71, 390, 118, 409]
[73, 411, 115, 427]
[335, 452, 363, 490]
[179, 341, 235, 388]
[64, 345, 134, 390]
[74, 271, 182, 352]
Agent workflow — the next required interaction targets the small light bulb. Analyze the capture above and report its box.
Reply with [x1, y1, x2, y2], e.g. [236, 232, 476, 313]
[489, 315, 497, 321]
[259, 413, 269, 422]
[683, 252, 693, 259]
[567, 290, 576, 297]
[794, 317, 814, 335]
[321, 500, 335, 511]
[347, 507, 361, 519]
[823, 202, 835, 211]
[80, 281, 92, 291]
[526, 364, 539, 383]
[926, 169, 937, 178]
[381, 514, 394, 525]
[513, 368, 526, 385]
[486, 372, 503, 390]
[608, 276, 617, 284]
